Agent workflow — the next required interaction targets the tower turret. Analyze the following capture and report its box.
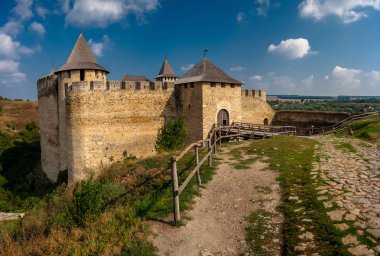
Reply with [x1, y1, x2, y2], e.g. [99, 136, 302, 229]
[155, 57, 178, 82]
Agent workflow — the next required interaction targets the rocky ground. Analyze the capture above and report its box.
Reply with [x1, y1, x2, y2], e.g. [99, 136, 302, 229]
[296, 135, 380, 256]
[151, 142, 282, 256]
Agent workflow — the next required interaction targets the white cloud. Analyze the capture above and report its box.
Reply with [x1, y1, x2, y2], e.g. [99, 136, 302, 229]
[36, 6, 49, 18]
[29, 22, 46, 36]
[302, 75, 314, 87]
[250, 75, 263, 81]
[0, 60, 20, 73]
[181, 64, 194, 71]
[0, 33, 34, 59]
[12, 0, 34, 21]
[0, 21, 24, 36]
[256, 0, 271, 16]
[88, 35, 110, 57]
[268, 38, 315, 60]
[65, 0, 160, 28]
[298, 0, 380, 24]
[236, 12, 245, 22]
[230, 66, 246, 72]
[332, 66, 362, 88]
[325, 75, 329, 80]
[0, 60, 26, 85]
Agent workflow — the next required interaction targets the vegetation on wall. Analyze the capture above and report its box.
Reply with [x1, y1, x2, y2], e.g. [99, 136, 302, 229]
[156, 117, 187, 151]
[270, 98, 380, 113]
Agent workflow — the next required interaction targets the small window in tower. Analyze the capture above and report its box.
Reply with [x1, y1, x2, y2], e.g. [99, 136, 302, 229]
[68, 71, 71, 78]
[190, 82, 194, 88]
[210, 82, 216, 87]
[80, 70, 85, 81]
[184, 84, 188, 89]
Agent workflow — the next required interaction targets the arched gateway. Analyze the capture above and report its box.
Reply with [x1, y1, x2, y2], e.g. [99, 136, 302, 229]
[217, 109, 230, 126]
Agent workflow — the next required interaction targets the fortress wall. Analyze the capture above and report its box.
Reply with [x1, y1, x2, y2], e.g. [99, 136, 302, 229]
[65, 81, 177, 181]
[37, 75, 61, 182]
[241, 89, 275, 124]
[178, 83, 203, 143]
[273, 110, 350, 126]
[202, 83, 242, 138]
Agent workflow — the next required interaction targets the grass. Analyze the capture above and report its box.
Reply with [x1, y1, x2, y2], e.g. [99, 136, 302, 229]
[335, 115, 380, 145]
[241, 136, 349, 256]
[0, 145, 220, 255]
[333, 141, 357, 153]
[246, 209, 280, 256]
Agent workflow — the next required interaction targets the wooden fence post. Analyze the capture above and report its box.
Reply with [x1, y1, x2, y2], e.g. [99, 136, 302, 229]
[218, 129, 222, 146]
[208, 140, 212, 166]
[171, 157, 180, 222]
[213, 132, 217, 153]
[195, 145, 201, 185]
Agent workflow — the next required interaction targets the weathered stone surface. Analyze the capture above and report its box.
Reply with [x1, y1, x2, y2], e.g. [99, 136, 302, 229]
[334, 223, 350, 231]
[342, 234, 359, 245]
[367, 229, 380, 238]
[347, 245, 374, 256]
[327, 210, 346, 221]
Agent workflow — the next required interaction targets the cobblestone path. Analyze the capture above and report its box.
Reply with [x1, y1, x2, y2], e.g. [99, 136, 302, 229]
[309, 135, 380, 255]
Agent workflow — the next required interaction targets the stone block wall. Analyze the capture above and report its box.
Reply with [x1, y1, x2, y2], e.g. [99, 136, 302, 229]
[241, 89, 276, 124]
[37, 75, 61, 181]
[202, 83, 242, 139]
[65, 81, 177, 181]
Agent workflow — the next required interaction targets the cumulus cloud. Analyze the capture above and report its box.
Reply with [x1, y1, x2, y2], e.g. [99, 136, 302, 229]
[65, 0, 160, 28]
[36, 6, 49, 18]
[0, 21, 24, 36]
[29, 22, 46, 36]
[236, 12, 245, 22]
[0, 60, 26, 85]
[302, 75, 314, 87]
[0, 33, 35, 58]
[230, 66, 246, 72]
[332, 66, 362, 89]
[88, 35, 110, 57]
[298, 0, 380, 23]
[0, 60, 20, 73]
[268, 38, 315, 60]
[12, 0, 34, 21]
[181, 64, 194, 71]
[250, 75, 263, 81]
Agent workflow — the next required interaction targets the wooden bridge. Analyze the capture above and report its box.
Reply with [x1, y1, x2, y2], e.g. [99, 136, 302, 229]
[170, 122, 296, 222]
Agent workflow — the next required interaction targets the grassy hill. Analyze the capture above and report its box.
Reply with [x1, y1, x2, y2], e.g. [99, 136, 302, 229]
[336, 115, 380, 145]
[0, 100, 39, 133]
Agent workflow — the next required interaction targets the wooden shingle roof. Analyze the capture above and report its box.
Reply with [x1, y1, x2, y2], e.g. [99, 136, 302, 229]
[156, 57, 177, 78]
[175, 58, 242, 85]
[55, 34, 109, 74]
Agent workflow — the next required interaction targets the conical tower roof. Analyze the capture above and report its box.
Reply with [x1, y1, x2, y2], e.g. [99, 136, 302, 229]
[55, 34, 109, 74]
[156, 57, 177, 79]
[175, 58, 242, 85]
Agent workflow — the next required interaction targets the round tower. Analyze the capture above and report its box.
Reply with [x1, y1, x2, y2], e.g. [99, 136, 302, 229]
[54, 33, 109, 175]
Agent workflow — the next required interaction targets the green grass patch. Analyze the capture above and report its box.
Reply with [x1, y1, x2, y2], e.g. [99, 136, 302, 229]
[246, 209, 280, 256]
[333, 141, 357, 153]
[245, 136, 348, 256]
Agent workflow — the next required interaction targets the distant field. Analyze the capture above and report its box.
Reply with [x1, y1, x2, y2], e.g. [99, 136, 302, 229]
[0, 100, 39, 132]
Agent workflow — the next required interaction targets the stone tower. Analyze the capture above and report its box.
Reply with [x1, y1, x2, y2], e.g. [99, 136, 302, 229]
[54, 33, 109, 175]
[155, 57, 178, 82]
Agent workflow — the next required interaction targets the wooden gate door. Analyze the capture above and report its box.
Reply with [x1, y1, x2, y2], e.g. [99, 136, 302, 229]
[217, 109, 229, 126]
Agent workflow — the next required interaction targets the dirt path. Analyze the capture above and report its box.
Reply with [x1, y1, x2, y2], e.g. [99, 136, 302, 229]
[151, 142, 282, 256]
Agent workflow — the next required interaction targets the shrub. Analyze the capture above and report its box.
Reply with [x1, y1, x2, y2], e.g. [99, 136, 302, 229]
[64, 178, 103, 227]
[156, 117, 187, 151]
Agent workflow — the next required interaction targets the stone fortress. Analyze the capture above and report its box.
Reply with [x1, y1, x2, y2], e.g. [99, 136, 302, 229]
[37, 34, 275, 182]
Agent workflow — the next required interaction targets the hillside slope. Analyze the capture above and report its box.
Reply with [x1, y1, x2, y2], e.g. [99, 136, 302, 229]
[0, 100, 39, 132]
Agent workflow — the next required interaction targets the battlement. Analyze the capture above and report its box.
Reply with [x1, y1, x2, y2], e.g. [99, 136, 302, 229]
[65, 80, 175, 93]
[241, 89, 267, 100]
[37, 74, 58, 97]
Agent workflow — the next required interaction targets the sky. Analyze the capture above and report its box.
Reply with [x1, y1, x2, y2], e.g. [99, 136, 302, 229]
[0, 0, 380, 99]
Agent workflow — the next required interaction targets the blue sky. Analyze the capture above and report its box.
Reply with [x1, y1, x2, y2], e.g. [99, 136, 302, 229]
[1, 0, 380, 99]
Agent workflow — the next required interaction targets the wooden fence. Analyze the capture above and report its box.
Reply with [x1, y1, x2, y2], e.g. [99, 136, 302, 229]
[170, 123, 296, 221]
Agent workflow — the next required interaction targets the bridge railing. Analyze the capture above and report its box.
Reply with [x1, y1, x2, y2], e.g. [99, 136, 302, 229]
[170, 123, 296, 221]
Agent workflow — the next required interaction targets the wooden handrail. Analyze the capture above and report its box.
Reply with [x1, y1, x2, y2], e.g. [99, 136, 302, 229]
[170, 122, 296, 221]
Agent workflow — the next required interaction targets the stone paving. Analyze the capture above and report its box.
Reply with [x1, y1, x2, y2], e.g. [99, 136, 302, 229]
[310, 135, 380, 256]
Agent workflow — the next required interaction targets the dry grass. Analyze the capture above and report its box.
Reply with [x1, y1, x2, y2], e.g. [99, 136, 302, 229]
[0, 100, 39, 132]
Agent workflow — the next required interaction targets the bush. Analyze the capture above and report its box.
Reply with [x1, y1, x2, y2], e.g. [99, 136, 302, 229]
[64, 178, 103, 227]
[156, 117, 187, 151]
